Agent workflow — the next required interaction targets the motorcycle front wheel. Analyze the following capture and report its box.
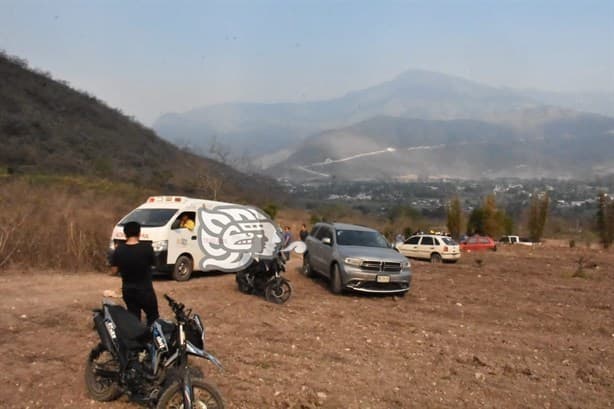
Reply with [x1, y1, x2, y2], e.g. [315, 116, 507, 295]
[156, 378, 225, 409]
[264, 278, 292, 304]
[84, 345, 122, 402]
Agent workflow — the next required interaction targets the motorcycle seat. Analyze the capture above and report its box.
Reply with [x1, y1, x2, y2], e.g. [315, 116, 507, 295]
[106, 304, 149, 347]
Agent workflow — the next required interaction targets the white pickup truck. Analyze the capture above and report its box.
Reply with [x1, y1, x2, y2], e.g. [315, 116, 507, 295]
[499, 235, 536, 246]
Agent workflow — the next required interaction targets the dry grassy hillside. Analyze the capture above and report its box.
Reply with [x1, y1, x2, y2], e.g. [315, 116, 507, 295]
[0, 51, 281, 203]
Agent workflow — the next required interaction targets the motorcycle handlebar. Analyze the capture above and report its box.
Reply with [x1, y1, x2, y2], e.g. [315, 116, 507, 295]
[163, 293, 185, 316]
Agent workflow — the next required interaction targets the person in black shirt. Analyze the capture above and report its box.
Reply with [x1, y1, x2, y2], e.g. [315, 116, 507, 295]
[299, 223, 308, 242]
[111, 221, 159, 326]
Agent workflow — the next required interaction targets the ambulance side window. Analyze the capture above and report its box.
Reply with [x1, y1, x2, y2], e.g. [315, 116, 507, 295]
[173, 212, 196, 230]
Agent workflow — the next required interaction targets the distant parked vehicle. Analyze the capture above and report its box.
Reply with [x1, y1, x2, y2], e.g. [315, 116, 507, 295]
[396, 234, 460, 263]
[499, 235, 535, 246]
[460, 235, 497, 252]
[303, 222, 412, 295]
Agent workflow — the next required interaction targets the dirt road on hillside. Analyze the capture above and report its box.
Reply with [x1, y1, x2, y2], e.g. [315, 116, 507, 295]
[0, 245, 613, 408]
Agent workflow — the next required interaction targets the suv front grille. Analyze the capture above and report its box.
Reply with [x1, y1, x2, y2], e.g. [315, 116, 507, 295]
[360, 261, 402, 272]
[358, 281, 409, 291]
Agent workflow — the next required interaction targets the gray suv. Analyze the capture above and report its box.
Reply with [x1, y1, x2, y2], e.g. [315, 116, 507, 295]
[303, 222, 411, 295]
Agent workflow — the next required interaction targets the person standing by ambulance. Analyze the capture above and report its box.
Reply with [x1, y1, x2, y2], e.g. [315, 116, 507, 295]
[111, 221, 160, 326]
[282, 225, 292, 260]
[299, 223, 309, 242]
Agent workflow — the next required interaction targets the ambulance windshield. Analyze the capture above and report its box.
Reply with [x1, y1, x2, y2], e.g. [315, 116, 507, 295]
[119, 208, 178, 228]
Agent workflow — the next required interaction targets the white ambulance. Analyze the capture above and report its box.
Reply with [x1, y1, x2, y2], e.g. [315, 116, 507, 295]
[109, 196, 283, 281]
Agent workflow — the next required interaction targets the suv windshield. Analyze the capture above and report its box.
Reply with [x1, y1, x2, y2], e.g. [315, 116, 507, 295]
[119, 208, 178, 227]
[336, 229, 389, 248]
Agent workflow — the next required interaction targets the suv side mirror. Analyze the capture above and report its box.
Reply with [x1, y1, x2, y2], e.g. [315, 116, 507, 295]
[322, 237, 332, 245]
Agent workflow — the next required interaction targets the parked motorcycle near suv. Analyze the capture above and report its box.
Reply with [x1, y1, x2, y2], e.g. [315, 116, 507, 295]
[236, 242, 306, 303]
[236, 250, 292, 304]
[86, 293, 224, 408]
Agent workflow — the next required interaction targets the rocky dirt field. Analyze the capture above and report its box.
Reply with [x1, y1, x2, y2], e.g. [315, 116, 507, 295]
[0, 244, 613, 409]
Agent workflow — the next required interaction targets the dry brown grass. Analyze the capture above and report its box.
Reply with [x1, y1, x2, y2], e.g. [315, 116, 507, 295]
[0, 176, 144, 271]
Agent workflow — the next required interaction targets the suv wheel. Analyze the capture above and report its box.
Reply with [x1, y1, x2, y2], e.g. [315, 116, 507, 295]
[330, 264, 343, 294]
[430, 253, 442, 264]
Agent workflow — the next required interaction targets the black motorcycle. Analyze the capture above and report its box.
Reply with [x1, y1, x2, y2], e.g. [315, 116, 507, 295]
[86, 293, 225, 408]
[236, 252, 292, 304]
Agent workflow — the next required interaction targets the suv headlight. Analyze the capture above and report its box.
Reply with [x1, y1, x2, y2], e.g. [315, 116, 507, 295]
[152, 240, 168, 252]
[402, 259, 410, 269]
[344, 257, 362, 267]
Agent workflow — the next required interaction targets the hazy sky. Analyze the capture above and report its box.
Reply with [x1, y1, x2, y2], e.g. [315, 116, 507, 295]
[1, 0, 612, 124]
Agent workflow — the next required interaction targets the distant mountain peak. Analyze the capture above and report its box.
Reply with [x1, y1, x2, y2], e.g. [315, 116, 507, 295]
[153, 67, 614, 178]
[393, 68, 470, 82]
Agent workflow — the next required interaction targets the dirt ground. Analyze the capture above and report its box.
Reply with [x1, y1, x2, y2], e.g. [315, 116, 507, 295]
[0, 244, 613, 409]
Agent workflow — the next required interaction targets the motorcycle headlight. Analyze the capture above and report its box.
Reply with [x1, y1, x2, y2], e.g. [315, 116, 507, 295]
[108, 239, 116, 251]
[344, 257, 362, 267]
[152, 240, 168, 252]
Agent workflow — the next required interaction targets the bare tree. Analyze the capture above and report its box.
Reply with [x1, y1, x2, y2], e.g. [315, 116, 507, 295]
[196, 171, 224, 201]
[208, 135, 232, 165]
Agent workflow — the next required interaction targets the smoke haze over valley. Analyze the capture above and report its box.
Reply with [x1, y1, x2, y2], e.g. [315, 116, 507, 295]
[154, 70, 614, 181]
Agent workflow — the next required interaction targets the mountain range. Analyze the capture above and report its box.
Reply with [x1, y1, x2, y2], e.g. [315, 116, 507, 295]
[153, 69, 614, 181]
[272, 113, 614, 181]
[154, 70, 538, 155]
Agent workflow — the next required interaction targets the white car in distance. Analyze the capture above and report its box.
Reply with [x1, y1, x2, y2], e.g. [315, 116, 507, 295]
[396, 234, 461, 263]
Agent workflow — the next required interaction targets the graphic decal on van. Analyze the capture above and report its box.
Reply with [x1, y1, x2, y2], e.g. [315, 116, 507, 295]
[197, 205, 283, 272]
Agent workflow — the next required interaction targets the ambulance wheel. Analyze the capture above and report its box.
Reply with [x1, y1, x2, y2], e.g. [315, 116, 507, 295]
[173, 255, 193, 281]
